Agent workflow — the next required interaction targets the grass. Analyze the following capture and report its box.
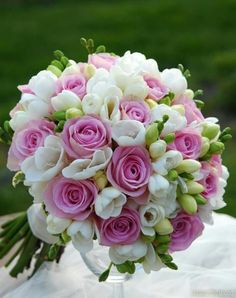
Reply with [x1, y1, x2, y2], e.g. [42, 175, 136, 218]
[0, 0, 235, 216]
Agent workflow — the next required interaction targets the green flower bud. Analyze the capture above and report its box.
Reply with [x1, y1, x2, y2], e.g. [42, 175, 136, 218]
[60, 56, 69, 67]
[186, 181, 204, 194]
[141, 233, 156, 243]
[52, 111, 66, 121]
[209, 141, 225, 154]
[61, 231, 71, 243]
[51, 60, 64, 71]
[47, 65, 62, 77]
[65, 108, 83, 120]
[94, 171, 108, 190]
[145, 123, 159, 146]
[149, 140, 166, 159]
[159, 97, 171, 106]
[164, 133, 175, 144]
[199, 137, 210, 157]
[145, 99, 158, 109]
[220, 134, 232, 143]
[167, 169, 178, 181]
[84, 64, 96, 79]
[194, 100, 205, 109]
[194, 194, 207, 205]
[202, 123, 220, 140]
[184, 89, 194, 99]
[171, 104, 185, 116]
[176, 160, 201, 174]
[154, 218, 173, 235]
[54, 50, 64, 60]
[156, 244, 169, 254]
[156, 235, 171, 244]
[178, 194, 198, 215]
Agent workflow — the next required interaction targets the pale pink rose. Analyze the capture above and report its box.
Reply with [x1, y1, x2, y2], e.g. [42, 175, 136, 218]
[169, 212, 204, 252]
[173, 96, 204, 124]
[168, 128, 202, 159]
[56, 74, 86, 99]
[44, 176, 97, 220]
[198, 161, 219, 199]
[97, 207, 141, 245]
[7, 120, 55, 171]
[61, 115, 111, 159]
[88, 53, 118, 70]
[107, 146, 152, 197]
[17, 85, 34, 94]
[120, 100, 151, 126]
[144, 75, 168, 101]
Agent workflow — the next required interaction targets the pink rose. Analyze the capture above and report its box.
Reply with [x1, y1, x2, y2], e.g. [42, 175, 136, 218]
[97, 207, 141, 245]
[61, 115, 111, 159]
[44, 176, 97, 220]
[174, 96, 204, 124]
[169, 212, 204, 252]
[7, 119, 55, 171]
[168, 128, 202, 159]
[107, 146, 152, 197]
[56, 74, 86, 99]
[88, 53, 118, 70]
[120, 100, 151, 126]
[198, 161, 219, 199]
[144, 76, 168, 101]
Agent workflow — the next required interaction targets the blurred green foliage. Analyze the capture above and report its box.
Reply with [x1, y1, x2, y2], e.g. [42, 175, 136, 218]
[0, 0, 235, 216]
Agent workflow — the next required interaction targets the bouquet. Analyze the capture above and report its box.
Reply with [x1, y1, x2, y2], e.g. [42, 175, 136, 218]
[0, 38, 231, 281]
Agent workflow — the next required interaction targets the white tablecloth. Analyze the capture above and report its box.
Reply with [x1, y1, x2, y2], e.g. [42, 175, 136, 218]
[1, 212, 236, 298]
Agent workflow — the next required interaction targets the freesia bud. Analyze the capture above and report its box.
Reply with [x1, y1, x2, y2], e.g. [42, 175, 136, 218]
[149, 140, 166, 159]
[164, 133, 175, 144]
[176, 160, 201, 174]
[154, 218, 173, 235]
[202, 123, 220, 140]
[145, 123, 159, 146]
[93, 171, 108, 190]
[194, 194, 207, 205]
[209, 141, 225, 154]
[47, 65, 62, 77]
[178, 194, 197, 215]
[199, 137, 210, 157]
[186, 181, 205, 194]
[184, 89, 194, 99]
[171, 104, 185, 116]
[84, 64, 96, 79]
[66, 108, 83, 119]
[145, 99, 158, 109]
[167, 169, 178, 181]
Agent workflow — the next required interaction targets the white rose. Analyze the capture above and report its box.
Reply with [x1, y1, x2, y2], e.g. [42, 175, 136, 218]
[143, 244, 163, 274]
[82, 93, 103, 115]
[67, 220, 94, 253]
[151, 104, 187, 135]
[62, 148, 112, 180]
[123, 75, 149, 100]
[148, 174, 170, 197]
[47, 214, 71, 235]
[28, 70, 58, 101]
[51, 90, 81, 111]
[100, 95, 121, 123]
[27, 204, 58, 244]
[139, 203, 165, 236]
[111, 120, 145, 146]
[21, 135, 66, 182]
[95, 187, 127, 219]
[151, 182, 179, 217]
[109, 239, 147, 264]
[161, 68, 187, 95]
[152, 150, 183, 176]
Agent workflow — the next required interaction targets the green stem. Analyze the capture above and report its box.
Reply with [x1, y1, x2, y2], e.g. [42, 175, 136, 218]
[30, 243, 50, 277]
[2, 214, 27, 242]
[1, 217, 18, 229]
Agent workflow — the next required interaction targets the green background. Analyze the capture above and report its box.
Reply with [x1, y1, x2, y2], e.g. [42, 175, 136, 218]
[0, 0, 235, 216]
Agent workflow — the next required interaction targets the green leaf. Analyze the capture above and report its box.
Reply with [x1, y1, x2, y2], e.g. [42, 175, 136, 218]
[116, 261, 135, 274]
[99, 268, 110, 282]
[159, 254, 173, 264]
[165, 262, 178, 270]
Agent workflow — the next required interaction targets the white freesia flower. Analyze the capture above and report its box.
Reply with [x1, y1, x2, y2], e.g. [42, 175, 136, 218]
[28, 70, 57, 101]
[86, 68, 113, 96]
[62, 148, 112, 180]
[47, 214, 71, 235]
[67, 220, 94, 253]
[82, 93, 103, 115]
[51, 90, 81, 111]
[151, 104, 187, 135]
[21, 135, 66, 182]
[123, 75, 149, 100]
[161, 68, 187, 96]
[148, 174, 170, 197]
[100, 94, 121, 123]
[25, 181, 47, 203]
[139, 203, 165, 236]
[151, 182, 179, 217]
[143, 244, 163, 274]
[9, 111, 34, 132]
[111, 120, 145, 146]
[109, 239, 147, 265]
[95, 187, 127, 219]
[27, 204, 58, 244]
[152, 150, 183, 176]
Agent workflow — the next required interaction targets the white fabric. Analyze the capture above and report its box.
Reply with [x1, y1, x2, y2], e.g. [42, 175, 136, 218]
[0, 212, 236, 298]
